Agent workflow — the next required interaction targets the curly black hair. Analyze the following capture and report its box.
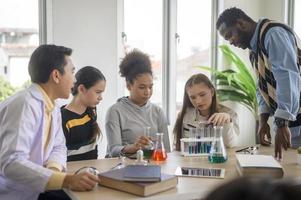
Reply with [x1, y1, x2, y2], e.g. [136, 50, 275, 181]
[216, 7, 254, 30]
[119, 49, 153, 84]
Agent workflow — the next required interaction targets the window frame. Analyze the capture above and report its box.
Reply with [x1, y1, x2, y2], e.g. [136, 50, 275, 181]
[121, 0, 219, 125]
[163, 0, 219, 125]
[285, 0, 294, 27]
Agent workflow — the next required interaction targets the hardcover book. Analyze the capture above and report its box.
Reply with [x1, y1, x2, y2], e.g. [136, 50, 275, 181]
[235, 154, 284, 178]
[98, 166, 178, 197]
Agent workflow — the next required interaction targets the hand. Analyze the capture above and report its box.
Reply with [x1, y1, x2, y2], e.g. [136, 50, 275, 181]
[135, 135, 151, 148]
[122, 136, 151, 154]
[63, 172, 99, 191]
[275, 126, 292, 160]
[258, 122, 271, 146]
[207, 113, 231, 126]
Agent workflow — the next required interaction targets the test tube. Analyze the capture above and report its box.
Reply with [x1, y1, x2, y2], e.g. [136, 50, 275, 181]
[189, 127, 195, 154]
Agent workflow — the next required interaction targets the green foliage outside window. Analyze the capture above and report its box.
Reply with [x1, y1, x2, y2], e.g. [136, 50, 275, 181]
[0, 76, 31, 102]
[0, 76, 16, 101]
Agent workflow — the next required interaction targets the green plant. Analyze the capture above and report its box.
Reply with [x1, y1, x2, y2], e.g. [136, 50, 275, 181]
[297, 146, 301, 154]
[21, 80, 32, 89]
[197, 45, 258, 118]
[0, 76, 16, 101]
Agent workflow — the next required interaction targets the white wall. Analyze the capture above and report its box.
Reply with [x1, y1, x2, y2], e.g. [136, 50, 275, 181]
[46, 0, 123, 158]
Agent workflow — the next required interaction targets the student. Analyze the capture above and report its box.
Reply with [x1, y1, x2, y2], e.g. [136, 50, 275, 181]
[105, 50, 171, 157]
[216, 7, 301, 160]
[61, 66, 106, 161]
[204, 177, 301, 200]
[0, 44, 99, 200]
[173, 73, 239, 151]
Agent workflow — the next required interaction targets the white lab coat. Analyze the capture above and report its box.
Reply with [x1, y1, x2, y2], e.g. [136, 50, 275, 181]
[0, 84, 67, 200]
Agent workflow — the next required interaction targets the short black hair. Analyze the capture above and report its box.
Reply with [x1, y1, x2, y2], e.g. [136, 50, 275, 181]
[216, 7, 254, 29]
[119, 49, 152, 84]
[28, 44, 73, 83]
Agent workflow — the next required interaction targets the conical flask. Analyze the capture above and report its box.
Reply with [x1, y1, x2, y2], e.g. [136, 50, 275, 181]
[208, 126, 227, 163]
[152, 133, 167, 161]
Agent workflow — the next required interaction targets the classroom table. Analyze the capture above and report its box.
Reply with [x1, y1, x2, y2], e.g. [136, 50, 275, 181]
[65, 146, 301, 200]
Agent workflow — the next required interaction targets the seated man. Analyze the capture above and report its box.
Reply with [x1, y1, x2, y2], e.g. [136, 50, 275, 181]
[0, 44, 99, 200]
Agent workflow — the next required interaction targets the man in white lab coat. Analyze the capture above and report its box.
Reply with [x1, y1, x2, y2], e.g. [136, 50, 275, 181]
[0, 44, 99, 200]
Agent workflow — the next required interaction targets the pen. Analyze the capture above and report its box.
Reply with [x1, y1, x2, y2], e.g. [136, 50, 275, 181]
[235, 146, 250, 152]
[236, 145, 259, 153]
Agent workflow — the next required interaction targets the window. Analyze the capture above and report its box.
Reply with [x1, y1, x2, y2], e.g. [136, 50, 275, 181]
[294, 0, 301, 37]
[0, 0, 39, 99]
[122, 0, 215, 122]
[123, 0, 163, 106]
[176, 0, 212, 111]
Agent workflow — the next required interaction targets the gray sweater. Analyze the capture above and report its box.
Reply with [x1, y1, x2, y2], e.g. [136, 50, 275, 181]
[105, 97, 171, 157]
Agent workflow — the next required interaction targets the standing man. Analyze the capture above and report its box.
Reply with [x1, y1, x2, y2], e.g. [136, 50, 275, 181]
[216, 7, 301, 160]
[0, 44, 99, 200]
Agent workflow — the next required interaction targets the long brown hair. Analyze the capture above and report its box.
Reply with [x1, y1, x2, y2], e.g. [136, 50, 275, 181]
[173, 73, 219, 150]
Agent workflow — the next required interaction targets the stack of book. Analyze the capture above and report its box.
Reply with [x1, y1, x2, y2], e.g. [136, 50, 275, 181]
[98, 165, 178, 197]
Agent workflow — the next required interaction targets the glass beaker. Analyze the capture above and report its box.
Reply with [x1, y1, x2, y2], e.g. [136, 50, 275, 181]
[208, 126, 227, 163]
[152, 133, 167, 161]
[143, 126, 154, 159]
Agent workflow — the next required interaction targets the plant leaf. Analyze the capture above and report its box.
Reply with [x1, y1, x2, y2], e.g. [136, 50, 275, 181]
[195, 44, 258, 117]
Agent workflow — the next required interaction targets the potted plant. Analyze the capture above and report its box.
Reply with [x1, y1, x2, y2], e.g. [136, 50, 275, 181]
[197, 45, 258, 117]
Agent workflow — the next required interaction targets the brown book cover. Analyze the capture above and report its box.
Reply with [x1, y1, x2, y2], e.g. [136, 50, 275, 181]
[98, 167, 178, 197]
[235, 154, 284, 178]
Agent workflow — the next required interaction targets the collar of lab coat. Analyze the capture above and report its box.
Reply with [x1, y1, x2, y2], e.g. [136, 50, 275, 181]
[29, 84, 55, 113]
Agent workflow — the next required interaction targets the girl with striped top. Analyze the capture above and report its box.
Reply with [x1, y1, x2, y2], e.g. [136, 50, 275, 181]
[61, 66, 106, 161]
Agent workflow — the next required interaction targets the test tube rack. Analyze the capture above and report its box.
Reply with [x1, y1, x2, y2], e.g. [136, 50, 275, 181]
[180, 137, 214, 156]
[180, 125, 220, 157]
